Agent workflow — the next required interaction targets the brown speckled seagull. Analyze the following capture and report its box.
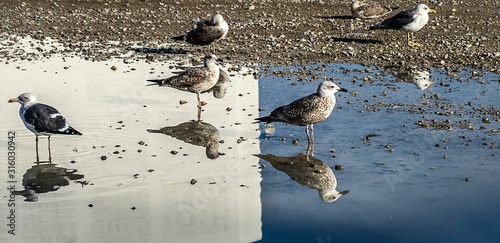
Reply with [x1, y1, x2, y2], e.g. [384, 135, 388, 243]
[351, 0, 393, 19]
[147, 54, 220, 119]
[254, 81, 347, 144]
[172, 12, 229, 52]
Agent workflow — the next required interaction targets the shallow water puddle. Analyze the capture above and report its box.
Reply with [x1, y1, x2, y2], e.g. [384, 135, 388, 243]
[0, 52, 262, 242]
[257, 63, 499, 242]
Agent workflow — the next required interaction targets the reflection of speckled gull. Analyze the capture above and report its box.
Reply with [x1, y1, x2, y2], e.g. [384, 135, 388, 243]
[147, 120, 220, 159]
[255, 153, 349, 202]
[254, 81, 347, 143]
[147, 54, 220, 109]
[172, 12, 229, 51]
[351, 0, 393, 19]
[370, 4, 436, 46]
[8, 93, 82, 161]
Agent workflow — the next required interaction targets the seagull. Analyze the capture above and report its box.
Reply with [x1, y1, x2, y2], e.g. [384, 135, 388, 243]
[370, 3, 436, 47]
[351, 0, 393, 19]
[8, 93, 82, 161]
[172, 12, 229, 52]
[147, 54, 220, 119]
[254, 81, 347, 144]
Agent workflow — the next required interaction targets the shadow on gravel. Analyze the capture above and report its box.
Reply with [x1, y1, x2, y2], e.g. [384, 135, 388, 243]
[316, 15, 354, 20]
[132, 47, 187, 54]
[331, 37, 383, 44]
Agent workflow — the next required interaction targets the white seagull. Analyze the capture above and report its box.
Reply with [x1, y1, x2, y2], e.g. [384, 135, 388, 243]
[254, 81, 347, 144]
[172, 12, 229, 52]
[370, 3, 436, 47]
[8, 93, 82, 161]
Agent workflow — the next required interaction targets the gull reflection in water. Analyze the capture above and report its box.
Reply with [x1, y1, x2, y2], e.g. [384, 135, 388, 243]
[15, 161, 84, 202]
[390, 66, 435, 90]
[147, 120, 221, 159]
[255, 151, 349, 202]
[202, 68, 231, 99]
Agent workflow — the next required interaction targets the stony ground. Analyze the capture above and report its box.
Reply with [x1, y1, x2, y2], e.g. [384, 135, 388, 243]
[0, 0, 498, 71]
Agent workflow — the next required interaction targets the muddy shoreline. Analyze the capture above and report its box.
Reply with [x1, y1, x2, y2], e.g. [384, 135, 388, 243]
[0, 0, 498, 71]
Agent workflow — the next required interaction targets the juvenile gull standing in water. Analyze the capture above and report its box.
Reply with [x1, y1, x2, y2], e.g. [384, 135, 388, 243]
[351, 0, 393, 19]
[8, 93, 82, 161]
[370, 3, 436, 47]
[172, 12, 229, 52]
[254, 81, 347, 144]
[147, 54, 220, 119]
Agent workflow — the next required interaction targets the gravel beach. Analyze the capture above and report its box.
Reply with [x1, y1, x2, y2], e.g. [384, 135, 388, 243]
[1, 0, 499, 70]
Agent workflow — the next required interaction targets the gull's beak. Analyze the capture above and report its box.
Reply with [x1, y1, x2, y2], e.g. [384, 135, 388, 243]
[8, 98, 17, 103]
[339, 88, 348, 92]
[429, 9, 437, 14]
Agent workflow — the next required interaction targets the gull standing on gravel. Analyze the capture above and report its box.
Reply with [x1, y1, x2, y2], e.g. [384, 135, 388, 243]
[254, 81, 347, 144]
[8, 93, 82, 161]
[351, 0, 393, 19]
[147, 54, 220, 118]
[172, 12, 229, 52]
[370, 3, 436, 47]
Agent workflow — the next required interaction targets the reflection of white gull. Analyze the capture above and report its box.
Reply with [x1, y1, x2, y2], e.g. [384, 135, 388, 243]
[255, 153, 349, 202]
[370, 4, 436, 46]
[147, 120, 220, 159]
[409, 69, 434, 90]
[172, 12, 229, 51]
[351, 0, 393, 19]
[8, 93, 82, 161]
[16, 162, 84, 202]
[254, 81, 347, 143]
[390, 66, 435, 90]
[147, 54, 220, 109]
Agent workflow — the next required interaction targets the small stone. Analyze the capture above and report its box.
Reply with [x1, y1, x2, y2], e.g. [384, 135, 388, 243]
[138, 141, 145, 145]
[334, 165, 344, 171]
[100, 156, 107, 161]
[179, 100, 187, 105]
[170, 150, 178, 155]
[111, 65, 117, 71]
[464, 177, 471, 182]
[190, 179, 197, 185]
